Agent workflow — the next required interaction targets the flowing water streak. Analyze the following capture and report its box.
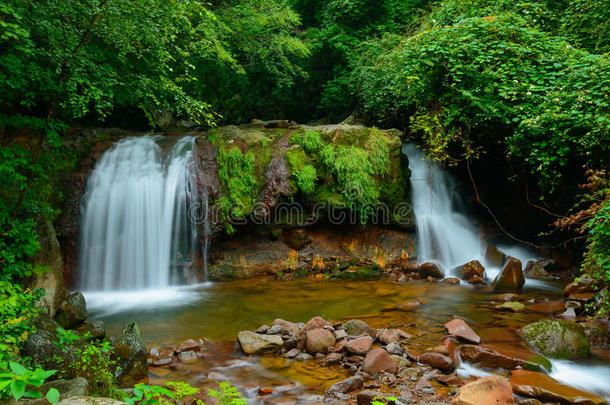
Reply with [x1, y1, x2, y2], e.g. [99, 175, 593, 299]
[79, 136, 198, 291]
[403, 144, 484, 270]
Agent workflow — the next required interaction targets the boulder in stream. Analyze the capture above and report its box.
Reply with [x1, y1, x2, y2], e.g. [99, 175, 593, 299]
[510, 370, 607, 405]
[521, 320, 590, 359]
[54, 291, 88, 329]
[115, 322, 148, 385]
[305, 328, 335, 354]
[419, 262, 444, 279]
[485, 244, 506, 267]
[452, 375, 514, 405]
[460, 260, 485, 281]
[344, 319, 375, 337]
[444, 318, 481, 344]
[363, 348, 398, 375]
[238, 331, 283, 354]
[492, 257, 525, 291]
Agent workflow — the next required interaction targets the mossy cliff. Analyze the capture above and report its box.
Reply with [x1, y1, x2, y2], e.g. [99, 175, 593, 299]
[198, 122, 411, 235]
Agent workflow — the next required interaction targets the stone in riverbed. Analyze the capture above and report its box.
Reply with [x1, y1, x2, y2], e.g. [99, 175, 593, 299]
[444, 318, 481, 344]
[115, 322, 148, 385]
[323, 352, 343, 365]
[524, 261, 550, 279]
[378, 328, 400, 345]
[460, 345, 527, 370]
[284, 348, 300, 358]
[460, 260, 485, 281]
[495, 302, 525, 312]
[525, 299, 566, 314]
[485, 244, 506, 267]
[305, 328, 335, 354]
[521, 320, 589, 359]
[452, 375, 514, 405]
[564, 275, 596, 296]
[510, 370, 607, 405]
[443, 277, 461, 284]
[274, 318, 299, 337]
[363, 348, 398, 375]
[57, 397, 127, 405]
[420, 262, 444, 279]
[345, 336, 373, 355]
[54, 291, 88, 329]
[468, 275, 486, 285]
[419, 352, 454, 371]
[178, 350, 198, 362]
[326, 375, 363, 396]
[176, 338, 205, 353]
[303, 316, 332, 333]
[295, 352, 313, 361]
[238, 331, 283, 354]
[344, 319, 375, 337]
[386, 342, 403, 356]
[493, 257, 525, 291]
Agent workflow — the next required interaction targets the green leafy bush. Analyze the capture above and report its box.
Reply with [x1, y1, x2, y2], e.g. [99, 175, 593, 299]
[0, 283, 40, 370]
[0, 362, 56, 401]
[124, 380, 245, 405]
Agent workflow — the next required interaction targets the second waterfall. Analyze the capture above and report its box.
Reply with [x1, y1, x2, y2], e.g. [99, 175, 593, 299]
[78, 136, 204, 291]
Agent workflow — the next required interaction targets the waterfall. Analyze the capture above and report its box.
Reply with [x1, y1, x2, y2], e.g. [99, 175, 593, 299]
[78, 136, 201, 291]
[403, 144, 484, 271]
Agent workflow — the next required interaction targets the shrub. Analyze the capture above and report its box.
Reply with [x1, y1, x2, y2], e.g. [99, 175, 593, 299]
[0, 362, 57, 402]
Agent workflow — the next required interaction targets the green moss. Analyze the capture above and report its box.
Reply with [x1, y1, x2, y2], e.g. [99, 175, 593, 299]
[522, 320, 590, 359]
[285, 147, 307, 172]
[294, 165, 317, 195]
[331, 266, 381, 280]
[290, 130, 322, 153]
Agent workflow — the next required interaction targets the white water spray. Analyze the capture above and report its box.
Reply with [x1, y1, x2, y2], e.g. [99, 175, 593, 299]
[403, 144, 484, 271]
[78, 136, 200, 291]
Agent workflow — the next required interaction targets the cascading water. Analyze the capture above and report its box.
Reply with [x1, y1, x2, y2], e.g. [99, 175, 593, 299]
[78, 136, 201, 291]
[403, 144, 484, 270]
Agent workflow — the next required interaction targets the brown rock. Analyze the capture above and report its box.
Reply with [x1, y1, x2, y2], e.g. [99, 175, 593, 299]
[305, 328, 335, 354]
[378, 329, 400, 345]
[452, 375, 514, 405]
[420, 262, 444, 278]
[326, 376, 364, 396]
[510, 370, 606, 405]
[303, 316, 332, 333]
[493, 257, 525, 291]
[468, 275, 486, 285]
[485, 244, 506, 267]
[461, 260, 485, 280]
[258, 387, 273, 396]
[443, 277, 461, 284]
[323, 352, 343, 365]
[346, 336, 373, 355]
[460, 345, 525, 369]
[526, 300, 566, 314]
[524, 261, 550, 279]
[176, 338, 204, 353]
[444, 318, 481, 344]
[357, 390, 385, 405]
[273, 319, 299, 337]
[384, 300, 422, 312]
[420, 352, 454, 371]
[363, 348, 399, 375]
[564, 276, 596, 296]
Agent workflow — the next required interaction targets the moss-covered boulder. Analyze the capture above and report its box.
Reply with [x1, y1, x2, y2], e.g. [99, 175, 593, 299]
[521, 320, 590, 359]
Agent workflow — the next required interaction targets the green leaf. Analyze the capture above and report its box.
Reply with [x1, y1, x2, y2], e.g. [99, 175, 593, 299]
[10, 380, 26, 400]
[9, 362, 27, 376]
[47, 387, 60, 404]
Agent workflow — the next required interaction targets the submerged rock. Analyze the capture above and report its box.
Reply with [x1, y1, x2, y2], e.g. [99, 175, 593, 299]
[238, 331, 283, 355]
[495, 302, 525, 312]
[493, 257, 525, 291]
[521, 320, 590, 359]
[452, 375, 514, 405]
[510, 370, 606, 405]
[419, 352, 454, 371]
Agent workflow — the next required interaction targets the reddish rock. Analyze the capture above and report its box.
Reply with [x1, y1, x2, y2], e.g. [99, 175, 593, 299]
[378, 329, 400, 345]
[564, 276, 596, 296]
[393, 257, 419, 273]
[273, 318, 299, 337]
[176, 338, 204, 353]
[468, 275, 486, 285]
[443, 277, 461, 284]
[461, 260, 485, 280]
[493, 257, 525, 291]
[305, 328, 335, 354]
[363, 348, 399, 375]
[591, 348, 610, 362]
[420, 262, 444, 278]
[526, 300, 566, 314]
[510, 370, 606, 405]
[345, 336, 373, 355]
[452, 375, 514, 405]
[431, 337, 456, 361]
[258, 387, 273, 396]
[326, 376, 364, 396]
[303, 316, 332, 333]
[460, 345, 525, 369]
[420, 352, 454, 371]
[444, 318, 481, 344]
[323, 352, 343, 365]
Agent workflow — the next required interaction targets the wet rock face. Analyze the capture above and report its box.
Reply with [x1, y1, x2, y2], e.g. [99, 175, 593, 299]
[452, 375, 514, 405]
[115, 322, 148, 385]
[485, 244, 506, 267]
[521, 320, 590, 359]
[444, 318, 481, 344]
[459, 260, 485, 283]
[305, 328, 335, 354]
[345, 336, 373, 355]
[419, 262, 444, 279]
[23, 314, 71, 370]
[510, 370, 607, 405]
[419, 352, 454, 371]
[493, 257, 525, 291]
[54, 291, 88, 329]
